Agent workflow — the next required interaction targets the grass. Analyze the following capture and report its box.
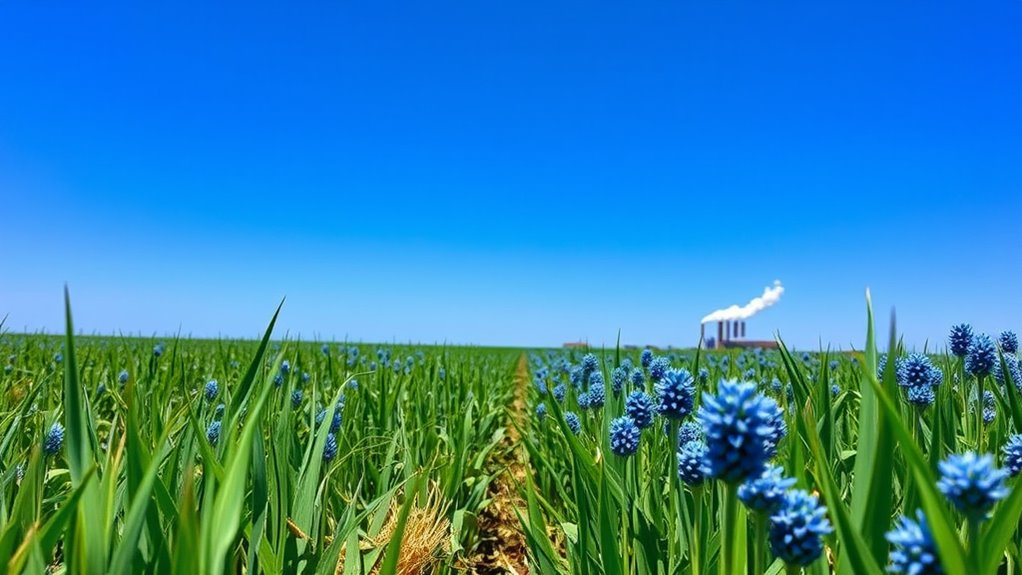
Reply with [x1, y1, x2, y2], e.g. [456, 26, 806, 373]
[1, 289, 1021, 574]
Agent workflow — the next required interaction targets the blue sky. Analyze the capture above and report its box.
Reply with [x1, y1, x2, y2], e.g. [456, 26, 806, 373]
[1, 1, 1019, 349]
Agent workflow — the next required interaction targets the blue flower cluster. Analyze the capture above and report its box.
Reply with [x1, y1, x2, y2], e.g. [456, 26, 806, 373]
[43, 422, 64, 456]
[999, 330, 1018, 354]
[738, 464, 796, 513]
[768, 490, 832, 567]
[564, 412, 582, 435]
[323, 433, 338, 461]
[1003, 434, 1022, 476]
[887, 510, 943, 575]
[677, 440, 709, 486]
[698, 380, 783, 483]
[204, 379, 219, 402]
[625, 391, 654, 429]
[936, 452, 1009, 520]
[896, 354, 940, 409]
[206, 420, 221, 446]
[649, 357, 671, 383]
[655, 369, 695, 420]
[609, 416, 641, 457]
[966, 334, 996, 377]
[949, 324, 973, 357]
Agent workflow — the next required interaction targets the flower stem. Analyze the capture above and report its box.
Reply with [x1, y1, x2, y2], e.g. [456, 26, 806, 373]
[721, 483, 738, 575]
[752, 512, 767, 575]
[691, 486, 703, 575]
[977, 374, 986, 452]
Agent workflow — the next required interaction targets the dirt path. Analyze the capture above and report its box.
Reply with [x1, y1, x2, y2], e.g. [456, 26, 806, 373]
[464, 353, 530, 574]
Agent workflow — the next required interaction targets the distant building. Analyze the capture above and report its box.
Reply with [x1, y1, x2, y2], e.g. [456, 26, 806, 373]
[701, 320, 777, 350]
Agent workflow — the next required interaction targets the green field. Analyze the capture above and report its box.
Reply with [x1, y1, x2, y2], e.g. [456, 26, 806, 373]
[2, 293, 1021, 574]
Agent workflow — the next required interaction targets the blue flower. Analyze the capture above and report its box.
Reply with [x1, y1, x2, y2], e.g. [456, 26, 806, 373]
[439, 367, 446, 380]
[877, 354, 889, 380]
[998, 330, 1019, 354]
[214, 403, 225, 419]
[1002, 434, 1022, 477]
[630, 368, 645, 388]
[348, 378, 359, 390]
[764, 400, 787, 457]
[569, 366, 584, 389]
[564, 412, 582, 435]
[609, 416, 641, 457]
[887, 510, 943, 575]
[273, 374, 283, 387]
[588, 383, 606, 409]
[43, 422, 64, 456]
[323, 433, 338, 461]
[553, 383, 566, 403]
[152, 344, 164, 357]
[982, 390, 996, 424]
[830, 383, 840, 396]
[611, 367, 628, 396]
[581, 353, 599, 378]
[949, 324, 973, 357]
[906, 383, 936, 409]
[677, 441, 709, 486]
[206, 420, 221, 446]
[897, 353, 936, 388]
[280, 360, 290, 375]
[993, 354, 1021, 388]
[321, 343, 330, 355]
[677, 421, 704, 446]
[655, 369, 695, 420]
[698, 368, 709, 384]
[828, 360, 839, 371]
[204, 379, 219, 402]
[97, 383, 106, 395]
[769, 489, 832, 567]
[330, 406, 342, 433]
[936, 452, 1009, 520]
[641, 349, 653, 368]
[698, 379, 783, 483]
[536, 402, 547, 420]
[119, 369, 129, 384]
[649, 357, 671, 383]
[625, 391, 654, 429]
[770, 377, 783, 393]
[966, 334, 997, 377]
[54, 352, 63, 363]
[301, 372, 310, 383]
[291, 389, 303, 408]
[738, 464, 796, 513]
[576, 391, 591, 411]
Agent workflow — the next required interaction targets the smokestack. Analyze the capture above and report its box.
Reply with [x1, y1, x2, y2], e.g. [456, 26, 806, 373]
[741, 321, 746, 338]
[717, 321, 723, 349]
[733, 322, 739, 339]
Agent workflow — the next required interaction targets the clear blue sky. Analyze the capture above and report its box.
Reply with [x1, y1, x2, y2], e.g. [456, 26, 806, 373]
[1, 1, 1019, 349]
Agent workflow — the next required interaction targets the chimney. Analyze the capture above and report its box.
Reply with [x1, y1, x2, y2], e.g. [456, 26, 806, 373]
[741, 321, 746, 338]
[700, 324, 706, 348]
[733, 322, 739, 339]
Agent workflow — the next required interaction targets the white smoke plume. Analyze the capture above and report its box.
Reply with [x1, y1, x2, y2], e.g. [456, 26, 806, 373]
[700, 280, 784, 324]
